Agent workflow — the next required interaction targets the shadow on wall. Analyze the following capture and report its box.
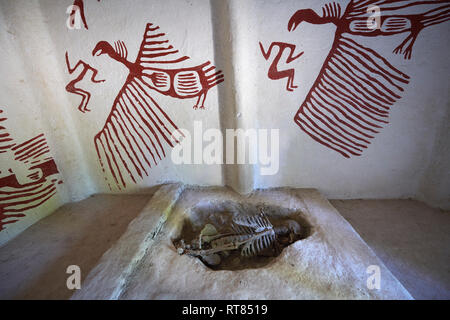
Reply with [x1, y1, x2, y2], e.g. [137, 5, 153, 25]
[209, 0, 241, 191]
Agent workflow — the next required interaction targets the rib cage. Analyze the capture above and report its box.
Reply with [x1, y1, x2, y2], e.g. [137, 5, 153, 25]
[241, 232, 276, 257]
[232, 212, 276, 257]
[232, 212, 273, 233]
[294, 35, 410, 157]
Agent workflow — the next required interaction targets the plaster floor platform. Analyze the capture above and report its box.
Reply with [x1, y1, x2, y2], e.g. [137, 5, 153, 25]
[0, 193, 153, 299]
[0, 185, 447, 299]
[330, 199, 450, 300]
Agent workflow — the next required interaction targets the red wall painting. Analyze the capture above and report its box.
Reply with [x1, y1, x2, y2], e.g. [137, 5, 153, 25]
[0, 109, 63, 231]
[65, 51, 105, 112]
[259, 42, 304, 92]
[91, 23, 224, 190]
[285, 0, 450, 158]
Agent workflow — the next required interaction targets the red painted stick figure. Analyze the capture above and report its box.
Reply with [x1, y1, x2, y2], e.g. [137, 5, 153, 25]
[259, 42, 304, 92]
[65, 51, 105, 113]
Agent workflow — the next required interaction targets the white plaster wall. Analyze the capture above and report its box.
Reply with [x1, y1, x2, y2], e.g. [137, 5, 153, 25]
[0, 0, 449, 244]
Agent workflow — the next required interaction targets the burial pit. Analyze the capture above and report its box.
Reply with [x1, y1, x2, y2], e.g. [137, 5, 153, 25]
[72, 184, 412, 300]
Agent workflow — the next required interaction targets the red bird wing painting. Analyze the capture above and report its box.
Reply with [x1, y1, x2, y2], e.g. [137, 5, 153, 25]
[92, 23, 223, 190]
[0, 109, 62, 231]
[288, 0, 450, 158]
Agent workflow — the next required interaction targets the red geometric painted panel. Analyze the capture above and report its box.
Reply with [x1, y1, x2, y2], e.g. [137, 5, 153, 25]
[287, 0, 450, 157]
[91, 23, 224, 190]
[0, 109, 63, 231]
